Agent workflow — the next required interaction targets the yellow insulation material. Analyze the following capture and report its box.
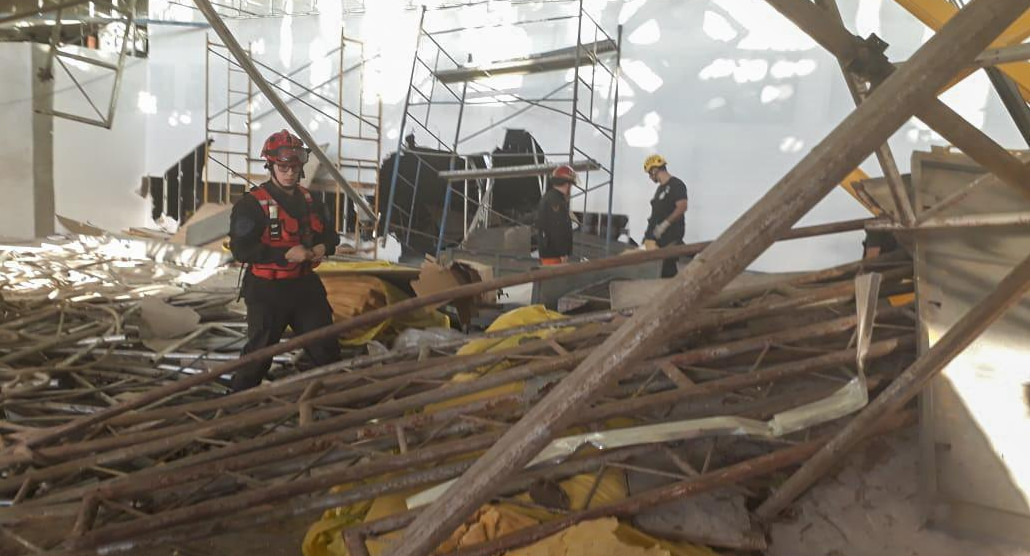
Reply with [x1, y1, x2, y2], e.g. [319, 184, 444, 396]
[425, 305, 570, 414]
[316, 261, 449, 346]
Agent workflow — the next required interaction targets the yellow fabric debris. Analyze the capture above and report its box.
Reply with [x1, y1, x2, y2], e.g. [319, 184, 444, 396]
[456, 305, 570, 359]
[888, 292, 915, 307]
[506, 518, 666, 556]
[436, 506, 540, 553]
[317, 261, 449, 346]
[837, 168, 879, 216]
[425, 305, 570, 414]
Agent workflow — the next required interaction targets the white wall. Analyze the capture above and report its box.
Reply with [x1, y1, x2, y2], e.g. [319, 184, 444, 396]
[144, 25, 207, 177]
[0, 43, 37, 239]
[140, 0, 1028, 271]
[0, 41, 151, 235]
[52, 53, 150, 233]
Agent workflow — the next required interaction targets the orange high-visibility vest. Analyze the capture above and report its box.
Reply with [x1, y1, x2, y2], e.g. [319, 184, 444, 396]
[248, 185, 325, 280]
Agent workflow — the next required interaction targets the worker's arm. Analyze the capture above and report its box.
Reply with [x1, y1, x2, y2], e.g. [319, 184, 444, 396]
[309, 199, 340, 259]
[643, 216, 657, 241]
[667, 198, 688, 223]
[228, 195, 290, 265]
[653, 200, 688, 239]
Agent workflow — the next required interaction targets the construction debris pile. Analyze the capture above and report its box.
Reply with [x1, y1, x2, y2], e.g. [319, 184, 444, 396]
[0, 241, 919, 555]
[0, 237, 248, 423]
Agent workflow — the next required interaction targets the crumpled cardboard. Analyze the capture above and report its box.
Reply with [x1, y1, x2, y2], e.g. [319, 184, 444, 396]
[410, 259, 491, 326]
[139, 298, 201, 340]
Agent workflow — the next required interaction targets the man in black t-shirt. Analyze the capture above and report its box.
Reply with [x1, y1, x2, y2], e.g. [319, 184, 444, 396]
[643, 154, 688, 278]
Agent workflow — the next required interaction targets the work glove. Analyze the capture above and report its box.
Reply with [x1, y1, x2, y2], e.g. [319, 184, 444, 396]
[654, 220, 670, 238]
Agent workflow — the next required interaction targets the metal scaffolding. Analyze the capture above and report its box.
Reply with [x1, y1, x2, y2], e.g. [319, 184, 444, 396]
[165, 0, 323, 19]
[202, 29, 381, 238]
[337, 34, 383, 241]
[383, 0, 622, 255]
[203, 37, 254, 204]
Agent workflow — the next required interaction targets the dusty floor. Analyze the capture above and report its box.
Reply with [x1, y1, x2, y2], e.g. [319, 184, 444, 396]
[766, 428, 1030, 556]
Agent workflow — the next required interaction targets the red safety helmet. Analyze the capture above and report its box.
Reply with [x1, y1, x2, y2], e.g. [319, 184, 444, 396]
[261, 129, 309, 167]
[550, 164, 578, 186]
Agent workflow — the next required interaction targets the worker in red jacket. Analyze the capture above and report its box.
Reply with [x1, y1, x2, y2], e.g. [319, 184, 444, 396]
[228, 129, 341, 391]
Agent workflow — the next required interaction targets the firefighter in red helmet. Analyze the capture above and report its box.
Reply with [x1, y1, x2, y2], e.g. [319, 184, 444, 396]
[535, 164, 576, 266]
[228, 129, 341, 391]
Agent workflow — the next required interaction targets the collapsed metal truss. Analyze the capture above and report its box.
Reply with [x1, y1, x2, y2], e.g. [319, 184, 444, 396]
[0, 232, 917, 555]
[383, 0, 622, 255]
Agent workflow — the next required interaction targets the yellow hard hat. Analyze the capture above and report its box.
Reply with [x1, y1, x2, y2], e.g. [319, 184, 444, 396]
[643, 154, 667, 173]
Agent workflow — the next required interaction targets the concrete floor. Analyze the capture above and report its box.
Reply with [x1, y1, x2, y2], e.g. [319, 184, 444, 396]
[766, 427, 1030, 556]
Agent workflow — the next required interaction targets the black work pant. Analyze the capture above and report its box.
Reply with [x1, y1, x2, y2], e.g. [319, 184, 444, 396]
[658, 238, 684, 279]
[232, 273, 340, 391]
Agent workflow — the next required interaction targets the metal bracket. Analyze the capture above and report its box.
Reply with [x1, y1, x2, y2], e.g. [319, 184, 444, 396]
[33, 0, 138, 129]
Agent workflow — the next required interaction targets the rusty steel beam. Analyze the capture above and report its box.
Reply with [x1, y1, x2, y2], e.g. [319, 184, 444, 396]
[767, 0, 1030, 198]
[351, 411, 915, 556]
[96, 321, 610, 431]
[69, 431, 510, 548]
[0, 353, 587, 496]
[13, 294, 883, 499]
[0, 320, 615, 469]
[59, 395, 526, 507]
[583, 336, 911, 424]
[383, 3, 1030, 554]
[19, 270, 907, 514]
[83, 381, 863, 555]
[446, 415, 916, 556]
[816, 0, 917, 226]
[756, 253, 1030, 519]
[49, 319, 907, 548]
[0, 218, 871, 454]
[81, 445, 662, 555]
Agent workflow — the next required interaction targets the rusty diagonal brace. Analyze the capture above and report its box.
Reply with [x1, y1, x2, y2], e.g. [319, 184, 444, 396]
[766, 0, 1030, 200]
[816, 0, 917, 227]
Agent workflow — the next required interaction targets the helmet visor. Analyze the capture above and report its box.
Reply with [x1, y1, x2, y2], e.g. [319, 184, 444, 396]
[267, 146, 309, 166]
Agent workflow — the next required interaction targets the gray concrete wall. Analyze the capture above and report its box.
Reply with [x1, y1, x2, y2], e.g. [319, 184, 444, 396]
[31, 44, 55, 237]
